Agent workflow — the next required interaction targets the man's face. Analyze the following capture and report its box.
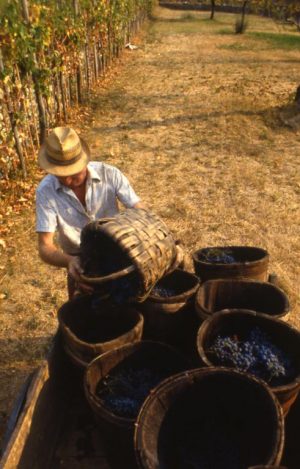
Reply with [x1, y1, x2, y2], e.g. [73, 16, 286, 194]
[57, 167, 88, 190]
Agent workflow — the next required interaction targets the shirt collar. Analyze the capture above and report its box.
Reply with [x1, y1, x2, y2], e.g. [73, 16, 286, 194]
[53, 163, 101, 191]
[87, 163, 101, 182]
[54, 176, 62, 191]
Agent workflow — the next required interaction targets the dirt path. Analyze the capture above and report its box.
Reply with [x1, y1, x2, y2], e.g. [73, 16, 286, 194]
[0, 6, 299, 445]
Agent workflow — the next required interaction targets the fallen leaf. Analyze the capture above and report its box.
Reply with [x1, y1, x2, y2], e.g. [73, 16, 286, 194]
[0, 239, 6, 249]
[0, 293, 7, 300]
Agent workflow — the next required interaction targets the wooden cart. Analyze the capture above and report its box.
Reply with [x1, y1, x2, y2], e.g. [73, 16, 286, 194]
[0, 334, 299, 469]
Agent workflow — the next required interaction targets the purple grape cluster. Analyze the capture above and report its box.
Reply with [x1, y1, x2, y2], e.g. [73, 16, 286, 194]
[97, 367, 171, 419]
[152, 286, 177, 298]
[199, 248, 236, 264]
[209, 327, 294, 385]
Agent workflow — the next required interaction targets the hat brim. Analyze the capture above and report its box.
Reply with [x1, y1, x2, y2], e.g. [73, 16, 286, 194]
[38, 137, 90, 177]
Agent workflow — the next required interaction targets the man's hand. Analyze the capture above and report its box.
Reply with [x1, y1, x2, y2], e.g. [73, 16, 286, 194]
[38, 233, 94, 293]
[68, 256, 94, 293]
[68, 256, 83, 282]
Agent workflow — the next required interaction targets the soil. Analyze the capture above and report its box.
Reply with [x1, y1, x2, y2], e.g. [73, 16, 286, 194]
[0, 6, 300, 451]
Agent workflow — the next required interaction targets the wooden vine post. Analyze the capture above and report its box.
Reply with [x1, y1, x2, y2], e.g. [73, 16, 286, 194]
[20, 0, 47, 143]
[73, 0, 82, 104]
[0, 49, 27, 178]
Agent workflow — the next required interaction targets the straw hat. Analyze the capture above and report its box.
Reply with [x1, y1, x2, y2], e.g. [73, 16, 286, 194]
[38, 127, 90, 176]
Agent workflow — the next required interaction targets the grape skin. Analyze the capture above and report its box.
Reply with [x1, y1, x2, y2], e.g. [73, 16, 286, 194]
[209, 327, 294, 384]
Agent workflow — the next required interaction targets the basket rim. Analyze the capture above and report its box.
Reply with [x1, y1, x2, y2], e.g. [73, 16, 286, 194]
[192, 245, 269, 265]
[196, 309, 300, 392]
[195, 278, 290, 319]
[134, 366, 284, 468]
[84, 340, 190, 425]
[57, 303, 144, 350]
[147, 269, 200, 303]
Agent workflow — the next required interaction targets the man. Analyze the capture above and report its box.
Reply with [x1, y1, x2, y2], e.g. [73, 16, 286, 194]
[36, 126, 143, 297]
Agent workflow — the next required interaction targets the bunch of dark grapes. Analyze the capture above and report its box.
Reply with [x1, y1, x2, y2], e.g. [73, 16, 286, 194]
[97, 367, 170, 418]
[151, 286, 177, 298]
[109, 275, 138, 303]
[209, 327, 294, 385]
[200, 248, 236, 264]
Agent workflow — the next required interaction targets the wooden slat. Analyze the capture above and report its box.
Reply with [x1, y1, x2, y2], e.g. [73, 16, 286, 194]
[0, 364, 49, 469]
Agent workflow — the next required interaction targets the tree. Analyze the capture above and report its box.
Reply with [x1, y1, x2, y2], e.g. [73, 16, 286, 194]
[235, 1, 249, 34]
[210, 0, 216, 20]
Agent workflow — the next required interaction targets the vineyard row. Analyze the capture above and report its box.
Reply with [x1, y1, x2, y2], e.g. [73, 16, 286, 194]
[0, 0, 153, 179]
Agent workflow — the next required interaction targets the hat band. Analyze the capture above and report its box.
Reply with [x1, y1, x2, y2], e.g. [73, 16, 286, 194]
[46, 152, 83, 167]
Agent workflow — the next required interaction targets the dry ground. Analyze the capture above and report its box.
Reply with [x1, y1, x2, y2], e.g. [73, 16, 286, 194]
[0, 6, 299, 446]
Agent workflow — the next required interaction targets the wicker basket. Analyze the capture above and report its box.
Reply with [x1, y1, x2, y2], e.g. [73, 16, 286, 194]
[80, 209, 178, 302]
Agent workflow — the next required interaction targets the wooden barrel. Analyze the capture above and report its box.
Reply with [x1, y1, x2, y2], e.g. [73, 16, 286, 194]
[57, 295, 144, 369]
[195, 279, 290, 321]
[134, 367, 284, 469]
[79, 208, 179, 302]
[248, 466, 287, 468]
[197, 309, 300, 415]
[192, 245, 269, 282]
[138, 269, 200, 346]
[84, 341, 190, 431]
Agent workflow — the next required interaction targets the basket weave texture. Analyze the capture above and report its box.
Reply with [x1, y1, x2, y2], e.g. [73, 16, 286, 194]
[80, 209, 178, 302]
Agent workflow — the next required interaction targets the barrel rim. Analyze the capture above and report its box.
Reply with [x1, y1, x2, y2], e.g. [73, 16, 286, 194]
[192, 245, 269, 266]
[196, 309, 300, 392]
[134, 366, 284, 469]
[147, 269, 200, 304]
[194, 278, 290, 320]
[84, 340, 190, 427]
[64, 343, 89, 369]
[57, 300, 144, 350]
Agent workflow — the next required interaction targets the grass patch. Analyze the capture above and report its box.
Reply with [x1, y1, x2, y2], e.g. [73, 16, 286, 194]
[217, 28, 234, 35]
[180, 13, 198, 22]
[219, 42, 253, 51]
[249, 32, 300, 50]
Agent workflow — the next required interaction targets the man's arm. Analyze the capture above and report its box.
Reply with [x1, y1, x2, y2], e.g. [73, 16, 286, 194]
[133, 201, 145, 209]
[38, 232, 82, 282]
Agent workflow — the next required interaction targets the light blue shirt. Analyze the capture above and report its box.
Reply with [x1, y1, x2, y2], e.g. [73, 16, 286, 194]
[36, 161, 140, 254]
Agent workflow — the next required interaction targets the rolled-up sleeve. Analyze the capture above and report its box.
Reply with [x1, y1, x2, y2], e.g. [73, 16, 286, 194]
[36, 189, 57, 233]
[114, 168, 140, 208]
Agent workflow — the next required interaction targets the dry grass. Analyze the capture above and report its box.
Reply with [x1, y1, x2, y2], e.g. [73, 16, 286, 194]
[0, 7, 300, 442]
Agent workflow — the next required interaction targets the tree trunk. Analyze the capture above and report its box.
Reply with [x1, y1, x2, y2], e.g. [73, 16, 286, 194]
[241, 0, 248, 31]
[210, 0, 215, 20]
[295, 85, 300, 107]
